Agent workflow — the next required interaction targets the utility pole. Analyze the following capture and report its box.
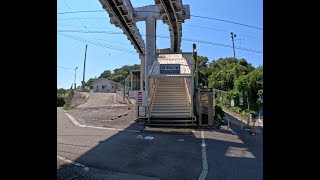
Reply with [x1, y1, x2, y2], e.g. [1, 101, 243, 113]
[230, 32, 236, 59]
[193, 43, 198, 90]
[74, 67, 78, 90]
[81, 44, 88, 91]
[123, 77, 126, 102]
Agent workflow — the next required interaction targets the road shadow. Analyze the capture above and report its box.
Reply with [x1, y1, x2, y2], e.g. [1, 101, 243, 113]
[200, 111, 263, 180]
[58, 112, 262, 180]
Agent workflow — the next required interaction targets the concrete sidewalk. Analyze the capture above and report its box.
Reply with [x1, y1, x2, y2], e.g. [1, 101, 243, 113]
[223, 108, 263, 136]
[223, 108, 263, 127]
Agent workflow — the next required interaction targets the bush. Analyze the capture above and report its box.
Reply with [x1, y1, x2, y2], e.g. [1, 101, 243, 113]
[57, 92, 69, 107]
[230, 106, 242, 114]
[57, 94, 66, 107]
[214, 105, 225, 125]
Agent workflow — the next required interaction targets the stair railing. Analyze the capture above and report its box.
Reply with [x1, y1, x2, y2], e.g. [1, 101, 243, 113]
[184, 78, 192, 117]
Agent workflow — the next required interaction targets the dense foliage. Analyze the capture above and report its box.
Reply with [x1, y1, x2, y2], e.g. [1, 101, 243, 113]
[57, 88, 69, 107]
[85, 64, 140, 89]
[214, 104, 225, 125]
[198, 57, 263, 114]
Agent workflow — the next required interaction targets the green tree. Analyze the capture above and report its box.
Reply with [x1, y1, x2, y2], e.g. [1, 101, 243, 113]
[57, 88, 69, 107]
[232, 65, 263, 111]
[234, 75, 250, 110]
[207, 57, 254, 91]
[87, 64, 140, 87]
[57, 88, 67, 94]
[196, 56, 209, 87]
[247, 66, 263, 110]
[85, 77, 98, 88]
[99, 70, 112, 79]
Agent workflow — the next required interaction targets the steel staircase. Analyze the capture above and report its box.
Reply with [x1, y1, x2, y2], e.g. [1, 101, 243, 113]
[147, 78, 196, 126]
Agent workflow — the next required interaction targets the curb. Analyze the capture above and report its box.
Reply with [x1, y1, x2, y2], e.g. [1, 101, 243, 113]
[110, 110, 134, 120]
[63, 110, 140, 133]
[57, 155, 89, 171]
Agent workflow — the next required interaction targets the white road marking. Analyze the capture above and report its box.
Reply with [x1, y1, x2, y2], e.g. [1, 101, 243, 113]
[144, 136, 154, 140]
[62, 110, 140, 133]
[57, 155, 88, 169]
[63, 111, 85, 127]
[198, 130, 208, 180]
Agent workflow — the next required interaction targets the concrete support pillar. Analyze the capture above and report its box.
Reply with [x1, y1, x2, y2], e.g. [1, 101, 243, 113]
[139, 54, 145, 91]
[145, 17, 156, 97]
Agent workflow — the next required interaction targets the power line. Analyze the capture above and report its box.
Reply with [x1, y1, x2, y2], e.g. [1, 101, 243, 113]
[58, 66, 83, 71]
[58, 24, 262, 42]
[58, 22, 262, 41]
[58, 66, 74, 70]
[184, 24, 263, 40]
[63, 1, 88, 29]
[62, 0, 111, 55]
[58, 10, 104, 14]
[58, 33, 135, 53]
[58, 33, 137, 54]
[58, 18, 106, 20]
[57, 10, 166, 15]
[58, 29, 263, 54]
[57, 9, 262, 30]
[60, 33, 132, 46]
[190, 14, 263, 30]
[58, 24, 108, 29]
[58, 26, 131, 45]
[58, 29, 123, 34]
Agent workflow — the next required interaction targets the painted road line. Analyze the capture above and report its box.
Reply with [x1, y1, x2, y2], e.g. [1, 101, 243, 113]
[64, 112, 85, 128]
[63, 110, 140, 133]
[57, 155, 88, 170]
[84, 125, 140, 133]
[198, 130, 208, 180]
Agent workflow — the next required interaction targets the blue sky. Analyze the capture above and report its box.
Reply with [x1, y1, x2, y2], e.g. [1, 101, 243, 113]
[58, 0, 263, 89]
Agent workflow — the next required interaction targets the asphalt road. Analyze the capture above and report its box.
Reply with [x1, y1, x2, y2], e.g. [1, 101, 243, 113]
[57, 107, 263, 180]
[58, 107, 202, 180]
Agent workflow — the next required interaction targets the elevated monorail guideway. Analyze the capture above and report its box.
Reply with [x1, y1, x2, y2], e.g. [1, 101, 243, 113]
[99, 0, 145, 54]
[154, 0, 190, 52]
[98, 0, 192, 124]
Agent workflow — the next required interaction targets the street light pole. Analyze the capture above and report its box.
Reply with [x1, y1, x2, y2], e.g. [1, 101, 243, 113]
[193, 43, 198, 90]
[231, 32, 236, 59]
[74, 67, 78, 90]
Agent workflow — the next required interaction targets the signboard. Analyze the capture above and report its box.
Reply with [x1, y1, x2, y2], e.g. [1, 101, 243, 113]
[137, 91, 142, 105]
[160, 64, 180, 74]
[138, 106, 146, 117]
[135, 91, 148, 118]
[136, 91, 147, 106]
[129, 91, 136, 98]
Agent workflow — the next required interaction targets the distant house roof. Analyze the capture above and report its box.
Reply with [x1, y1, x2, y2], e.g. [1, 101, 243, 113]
[92, 78, 123, 87]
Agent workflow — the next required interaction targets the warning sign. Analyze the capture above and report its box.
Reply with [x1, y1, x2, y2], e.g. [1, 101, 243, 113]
[138, 106, 146, 117]
[135, 91, 147, 107]
[137, 91, 143, 106]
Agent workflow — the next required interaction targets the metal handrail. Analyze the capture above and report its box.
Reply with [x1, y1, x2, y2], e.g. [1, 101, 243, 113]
[149, 59, 158, 75]
[148, 78, 158, 119]
[184, 78, 192, 117]
[146, 60, 158, 121]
